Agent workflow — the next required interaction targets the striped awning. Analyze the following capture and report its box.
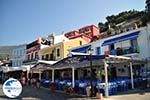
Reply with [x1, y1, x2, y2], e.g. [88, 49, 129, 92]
[102, 31, 140, 46]
[71, 45, 91, 53]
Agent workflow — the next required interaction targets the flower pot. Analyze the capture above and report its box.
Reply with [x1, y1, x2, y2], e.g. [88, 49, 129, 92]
[96, 92, 103, 100]
[49, 83, 57, 91]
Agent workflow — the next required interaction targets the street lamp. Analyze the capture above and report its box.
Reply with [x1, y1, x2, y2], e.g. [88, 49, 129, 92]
[88, 48, 94, 97]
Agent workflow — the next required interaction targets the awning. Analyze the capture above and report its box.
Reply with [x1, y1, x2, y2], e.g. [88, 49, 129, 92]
[68, 52, 89, 57]
[21, 65, 35, 71]
[38, 60, 57, 65]
[53, 54, 146, 70]
[71, 45, 91, 53]
[102, 31, 140, 46]
[30, 60, 57, 72]
[1, 66, 28, 73]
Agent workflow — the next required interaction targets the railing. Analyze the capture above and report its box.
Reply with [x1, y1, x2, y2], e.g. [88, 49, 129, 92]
[23, 59, 39, 64]
[100, 26, 138, 39]
[105, 47, 139, 56]
[41, 57, 56, 61]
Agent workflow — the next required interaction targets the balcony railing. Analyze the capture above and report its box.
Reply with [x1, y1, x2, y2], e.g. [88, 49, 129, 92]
[41, 57, 56, 61]
[105, 46, 139, 56]
[23, 59, 39, 64]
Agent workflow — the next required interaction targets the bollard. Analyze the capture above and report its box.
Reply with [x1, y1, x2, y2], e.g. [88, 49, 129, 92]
[99, 93, 103, 100]
[96, 93, 103, 100]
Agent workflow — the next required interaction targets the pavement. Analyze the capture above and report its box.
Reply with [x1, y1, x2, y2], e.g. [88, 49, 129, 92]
[103, 88, 150, 100]
[0, 85, 150, 100]
[0, 85, 96, 100]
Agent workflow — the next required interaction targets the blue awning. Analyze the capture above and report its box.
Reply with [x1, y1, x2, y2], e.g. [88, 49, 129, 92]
[71, 45, 91, 53]
[102, 31, 140, 46]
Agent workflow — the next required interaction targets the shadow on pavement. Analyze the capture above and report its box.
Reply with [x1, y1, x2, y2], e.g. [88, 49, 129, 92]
[17, 86, 94, 100]
[0, 86, 99, 100]
[116, 88, 150, 96]
[0, 95, 20, 100]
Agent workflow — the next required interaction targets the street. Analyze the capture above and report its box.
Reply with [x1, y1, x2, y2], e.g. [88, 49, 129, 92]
[0, 85, 150, 100]
[0, 85, 94, 100]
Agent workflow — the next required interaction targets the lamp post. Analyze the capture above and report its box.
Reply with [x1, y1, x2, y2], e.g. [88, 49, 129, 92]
[88, 48, 94, 97]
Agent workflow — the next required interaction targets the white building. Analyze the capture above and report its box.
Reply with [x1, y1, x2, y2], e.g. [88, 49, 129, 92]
[70, 25, 150, 78]
[12, 45, 26, 67]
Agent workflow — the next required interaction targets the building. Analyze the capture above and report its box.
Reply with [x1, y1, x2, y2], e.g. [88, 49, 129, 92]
[28, 35, 88, 80]
[0, 46, 18, 61]
[23, 38, 48, 65]
[23, 33, 69, 65]
[38, 25, 100, 62]
[12, 45, 26, 67]
[70, 26, 150, 78]
[64, 25, 100, 42]
[39, 37, 88, 61]
[46, 33, 69, 45]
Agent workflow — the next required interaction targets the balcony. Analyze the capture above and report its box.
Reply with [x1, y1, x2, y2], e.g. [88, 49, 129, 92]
[23, 59, 39, 64]
[105, 46, 139, 56]
[41, 56, 56, 61]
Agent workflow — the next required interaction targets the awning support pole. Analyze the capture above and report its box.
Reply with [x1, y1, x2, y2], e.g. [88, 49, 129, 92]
[130, 62, 134, 89]
[27, 71, 29, 80]
[31, 70, 33, 78]
[39, 71, 41, 80]
[72, 67, 75, 88]
[52, 69, 55, 83]
[104, 60, 109, 97]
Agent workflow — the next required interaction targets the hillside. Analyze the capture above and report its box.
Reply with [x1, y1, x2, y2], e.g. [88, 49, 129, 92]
[98, 10, 147, 33]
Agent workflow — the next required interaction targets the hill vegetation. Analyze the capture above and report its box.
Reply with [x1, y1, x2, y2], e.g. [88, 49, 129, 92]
[98, 10, 150, 33]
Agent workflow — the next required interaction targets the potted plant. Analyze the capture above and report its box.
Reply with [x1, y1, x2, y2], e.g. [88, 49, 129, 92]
[49, 83, 57, 91]
[63, 84, 69, 93]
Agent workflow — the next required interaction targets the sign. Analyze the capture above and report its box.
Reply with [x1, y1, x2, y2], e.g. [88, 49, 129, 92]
[3, 78, 22, 98]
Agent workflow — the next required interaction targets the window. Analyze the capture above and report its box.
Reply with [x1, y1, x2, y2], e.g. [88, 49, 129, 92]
[16, 61, 18, 66]
[80, 41, 82, 45]
[20, 61, 22, 66]
[96, 47, 101, 55]
[13, 51, 16, 56]
[27, 55, 30, 60]
[50, 53, 54, 60]
[17, 50, 19, 55]
[13, 62, 15, 67]
[42, 55, 44, 60]
[20, 49, 22, 56]
[18, 61, 20, 66]
[131, 39, 139, 52]
[121, 40, 131, 48]
[35, 52, 38, 59]
[56, 48, 60, 57]
[109, 44, 114, 50]
[45, 54, 49, 60]
[85, 28, 91, 33]
[31, 53, 33, 60]
[23, 49, 26, 54]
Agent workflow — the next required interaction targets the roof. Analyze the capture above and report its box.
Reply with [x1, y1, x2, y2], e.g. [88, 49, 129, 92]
[38, 60, 57, 65]
[53, 54, 146, 70]
[30, 60, 57, 71]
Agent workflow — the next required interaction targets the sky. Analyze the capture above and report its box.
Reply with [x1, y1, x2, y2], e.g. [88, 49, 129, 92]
[0, 0, 145, 46]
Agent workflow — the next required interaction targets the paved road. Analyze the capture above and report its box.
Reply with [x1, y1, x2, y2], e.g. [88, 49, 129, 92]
[0, 85, 150, 100]
[0, 86, 95, 100]
[105, 88, 150, 100]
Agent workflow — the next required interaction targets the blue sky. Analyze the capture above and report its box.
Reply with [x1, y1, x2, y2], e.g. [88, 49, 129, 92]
[0, 0, 145, 46]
